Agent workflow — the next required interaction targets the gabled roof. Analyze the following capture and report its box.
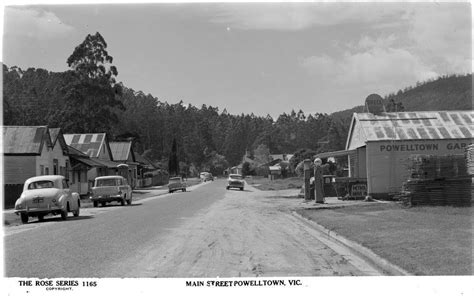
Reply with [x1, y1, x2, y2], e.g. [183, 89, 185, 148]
[346, 111, 474, 150]
[49, 128, 69, 155]
[3, 126, 51, 155]
[64, 133, 112, 159]
[109, 141, 135, 162]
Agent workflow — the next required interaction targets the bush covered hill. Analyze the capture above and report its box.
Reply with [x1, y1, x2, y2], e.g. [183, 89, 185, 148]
[329, 74, 473, 148]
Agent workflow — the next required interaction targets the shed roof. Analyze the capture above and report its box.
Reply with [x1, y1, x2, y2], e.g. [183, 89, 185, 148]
[109, 141, 134, 162]
[3, 126, 50, 155]
[346, 111, 474, 149]
[64, 133, 111, 159]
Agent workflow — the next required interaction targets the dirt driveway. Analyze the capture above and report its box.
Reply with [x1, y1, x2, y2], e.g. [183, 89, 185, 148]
[120, 185, 382, 277]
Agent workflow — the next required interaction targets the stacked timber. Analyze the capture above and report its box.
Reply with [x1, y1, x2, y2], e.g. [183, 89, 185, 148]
[467, 144, 474, 176]
[401, 154, 471, 207]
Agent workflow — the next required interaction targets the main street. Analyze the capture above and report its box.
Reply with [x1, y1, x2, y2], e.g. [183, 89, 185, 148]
[4, 180, 381, 277]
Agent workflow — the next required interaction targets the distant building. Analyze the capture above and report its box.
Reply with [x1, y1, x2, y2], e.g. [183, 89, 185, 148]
[109, 141, 139, 188]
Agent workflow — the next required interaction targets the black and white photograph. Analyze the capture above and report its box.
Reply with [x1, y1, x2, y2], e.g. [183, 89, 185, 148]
[1, 0, 473, 295]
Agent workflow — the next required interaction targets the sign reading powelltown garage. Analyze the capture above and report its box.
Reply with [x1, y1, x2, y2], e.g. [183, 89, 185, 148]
[379, 142, 472, 152]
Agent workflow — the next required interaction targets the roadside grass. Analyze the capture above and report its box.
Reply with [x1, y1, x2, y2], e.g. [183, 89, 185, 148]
[246, 176, 303, 191]
[297, 203, 473, 275]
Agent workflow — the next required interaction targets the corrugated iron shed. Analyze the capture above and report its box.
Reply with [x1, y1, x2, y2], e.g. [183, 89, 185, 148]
[109, 141, 133, 162]
[3, 126, 50, 155]
[64, 133, 108, 158]
[347, 111, 474, 149]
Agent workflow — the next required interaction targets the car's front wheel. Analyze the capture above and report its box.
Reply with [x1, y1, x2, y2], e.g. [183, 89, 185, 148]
[127, 194, 132, 205]
[93, 201, 98, 207]
[38, 214, 45, 222]
[240, 187, 244, 191]
[226, 186, 230, 190]
[20, 213, 29, 224]
[120, 197, 125, 206]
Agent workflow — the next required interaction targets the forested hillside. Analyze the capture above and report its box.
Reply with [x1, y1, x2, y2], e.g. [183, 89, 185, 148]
[3, 33, 472, 175]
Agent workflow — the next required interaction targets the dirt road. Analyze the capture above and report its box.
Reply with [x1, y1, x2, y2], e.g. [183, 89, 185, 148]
[120, 183, 381, 277]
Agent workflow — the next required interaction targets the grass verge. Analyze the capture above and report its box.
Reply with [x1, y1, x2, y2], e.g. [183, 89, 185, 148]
[297, 203, 473, 275]
[246, 176, 303, 191]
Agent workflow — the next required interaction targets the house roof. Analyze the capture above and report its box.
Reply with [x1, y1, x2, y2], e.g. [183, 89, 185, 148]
[92, 158, 120, 168]
[67, 145, 89, 157]
[109, 141, 135, 162]
[49, 128, 69, 155]
[64, 133, 112, 159]
[3, 126, 51, 155]
[346, 111, 474, 150]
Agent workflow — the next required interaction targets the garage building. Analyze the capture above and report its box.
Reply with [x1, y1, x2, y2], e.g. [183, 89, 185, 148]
[344, 110, 473, 199]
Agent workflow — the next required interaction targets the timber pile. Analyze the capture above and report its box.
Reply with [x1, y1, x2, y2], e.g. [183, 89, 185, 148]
[408, 154, 467, 179]
[401, 154, 471, 207]
[467, 144, 474, 176]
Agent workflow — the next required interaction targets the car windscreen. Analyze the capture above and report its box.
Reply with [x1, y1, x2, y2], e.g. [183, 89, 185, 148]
[169, 178, 181, 183]
[28, 180, 55, 190]
[229, 175, 243, 180]
[96, 179, 118, 187]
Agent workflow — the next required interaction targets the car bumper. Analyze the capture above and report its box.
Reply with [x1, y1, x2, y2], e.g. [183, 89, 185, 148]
[90, 195, 123, 202]
[15, 205, 64, 215]
[228, 183, 244, 188]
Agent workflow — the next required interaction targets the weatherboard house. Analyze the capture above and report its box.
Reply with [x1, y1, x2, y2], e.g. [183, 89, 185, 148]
[318, 110, 473, 199]
[3, 126, 70, 208]
[64, 133, 119, 195]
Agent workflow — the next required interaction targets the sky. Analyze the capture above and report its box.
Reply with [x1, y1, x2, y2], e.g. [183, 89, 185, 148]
[1, 1, 472, 118]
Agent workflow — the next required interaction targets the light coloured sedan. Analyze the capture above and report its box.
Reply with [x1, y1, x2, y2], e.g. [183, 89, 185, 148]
[15, 175, 80, 224]
[226, 174, 245, 191]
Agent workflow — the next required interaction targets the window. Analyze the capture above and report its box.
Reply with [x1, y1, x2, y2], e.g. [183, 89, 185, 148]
[28, 180, 54, 190]
[40, 165, 44, 175]
[45, 167, 49, 175]
[53, 159, 58, 175]
[62, 179, 69, 189]
[77, 171, 81, 182]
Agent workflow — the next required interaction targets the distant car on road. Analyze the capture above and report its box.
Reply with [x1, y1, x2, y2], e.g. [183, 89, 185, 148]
[226, 174, 245, 191]
[168, 177, 187, 193]
[14, 175, 80, 224]
[91, 176, 132, 207]
[200, 172, 214, 182]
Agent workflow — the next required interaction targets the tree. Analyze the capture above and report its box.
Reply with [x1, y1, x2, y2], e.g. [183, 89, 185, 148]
[253, 144, 271, 165]
[61, 32, 124, 133]
[242, 162, 253, 176]
[168, 139, 179, 176]
[385, 98, 405, 112]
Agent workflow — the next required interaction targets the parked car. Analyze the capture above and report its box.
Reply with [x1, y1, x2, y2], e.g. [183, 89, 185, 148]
[168, 177, 187, 193]
[91, 176, 132, 207]
[200, 172, 214, 182]
[14, 175, 80, 224]
[226, 174, 245, 191]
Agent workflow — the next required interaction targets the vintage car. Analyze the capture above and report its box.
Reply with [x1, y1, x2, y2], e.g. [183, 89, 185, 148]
[91, 176, 132, 207]
[200, 172, 214, 182]
[226, 174, 245, 191]
[15, 175, 80, 224]
[168, 177, 187, 193]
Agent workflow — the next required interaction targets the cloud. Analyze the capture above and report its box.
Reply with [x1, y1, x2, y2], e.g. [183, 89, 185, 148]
[207, 3, 405, 31]
[4, 7, 74, 39]
[301, 36, 439, 96]
[406, 4, 471, 74]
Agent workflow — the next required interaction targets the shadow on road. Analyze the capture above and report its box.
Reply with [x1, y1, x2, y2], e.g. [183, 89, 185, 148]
[28, 215, 94, 224]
